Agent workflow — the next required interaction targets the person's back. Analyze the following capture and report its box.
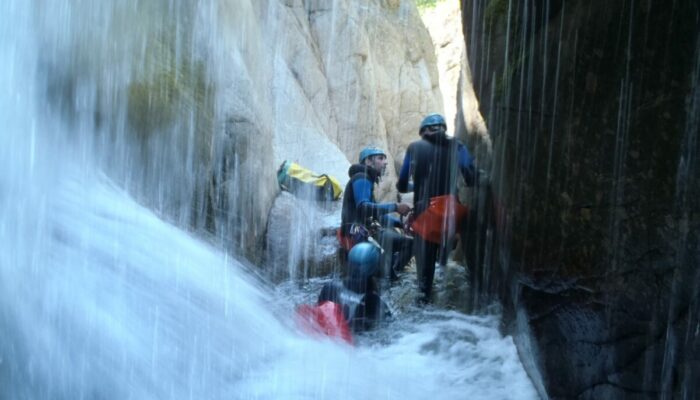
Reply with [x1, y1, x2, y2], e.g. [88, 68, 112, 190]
[402, 135, 465, 215]
[318, 242, 389, 332]
[397, 113, 476, 303]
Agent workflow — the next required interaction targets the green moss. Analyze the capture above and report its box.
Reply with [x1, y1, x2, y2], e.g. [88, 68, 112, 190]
[485, 0, 508, 28]
[126, 33, 215, 154]
[416, 0, 436, 8]
[415, 0, 442, 12]
[127, 69, 178, 137]
[493, 48, 527, 100]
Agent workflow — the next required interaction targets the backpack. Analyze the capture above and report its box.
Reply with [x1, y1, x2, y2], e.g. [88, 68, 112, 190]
[410, 194, 469, 244]
[277, 160, 343, 202]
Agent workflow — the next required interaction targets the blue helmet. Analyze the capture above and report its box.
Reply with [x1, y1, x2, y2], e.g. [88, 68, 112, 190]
[358, 146, 386, 164]
[419, 113, 446, 131]
[347, 242, 381, 278]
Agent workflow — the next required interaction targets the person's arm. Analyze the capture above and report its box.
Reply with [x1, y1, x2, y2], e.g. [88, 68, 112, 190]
[353, 177, 397, 220]
[458, 144, 477, 187]
[396, 151, 414, 193]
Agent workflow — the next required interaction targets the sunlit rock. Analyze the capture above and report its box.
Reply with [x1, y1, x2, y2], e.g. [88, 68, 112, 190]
[420, 0, 465, 131]
[305, 0, 442, 200]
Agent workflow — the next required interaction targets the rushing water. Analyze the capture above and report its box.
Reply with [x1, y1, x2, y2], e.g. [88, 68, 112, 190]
[0, 2, 538, 399]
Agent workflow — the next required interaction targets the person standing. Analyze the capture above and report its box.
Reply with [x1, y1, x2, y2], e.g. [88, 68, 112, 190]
[396, 113, 477, 303]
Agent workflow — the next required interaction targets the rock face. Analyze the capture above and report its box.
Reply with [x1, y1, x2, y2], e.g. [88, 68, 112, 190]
[301, 0, 443, 199]
[421, 0, 482, 136]
[421, 2, 462, 129]
[421, 1, 491, 173]
[41, 1, 441, 266]
[264, 192, 341, 282]
[259, 0, 443, 275]
[461, 0, 700, 398]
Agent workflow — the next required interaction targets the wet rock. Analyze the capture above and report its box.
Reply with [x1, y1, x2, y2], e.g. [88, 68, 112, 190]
[462, 0, 700, 398]
[264, 192, 342, 282]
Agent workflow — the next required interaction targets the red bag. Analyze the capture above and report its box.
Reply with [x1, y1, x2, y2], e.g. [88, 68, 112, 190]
[336, 229, 355, 251]
[410, 195, 469, 244]
[295, 301, 353, 345]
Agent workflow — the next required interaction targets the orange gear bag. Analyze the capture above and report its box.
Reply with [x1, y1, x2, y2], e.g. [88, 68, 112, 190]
[410, 195, 469, 244]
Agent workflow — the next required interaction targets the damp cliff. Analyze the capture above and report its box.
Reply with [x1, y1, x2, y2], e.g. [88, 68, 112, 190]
[40, 0, 441, 267]
[461, 0, 700, 398]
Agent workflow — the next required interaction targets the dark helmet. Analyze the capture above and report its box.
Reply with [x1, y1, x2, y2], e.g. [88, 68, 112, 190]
[359, 146, 386, 164]
[419, 113, 447, 133]
[347, 242, 381, 278]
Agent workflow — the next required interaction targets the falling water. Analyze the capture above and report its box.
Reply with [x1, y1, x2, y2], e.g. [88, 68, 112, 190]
[463, 0, 700, 398]
[659, 28, 700, 400]
[0, 1, 540, 399]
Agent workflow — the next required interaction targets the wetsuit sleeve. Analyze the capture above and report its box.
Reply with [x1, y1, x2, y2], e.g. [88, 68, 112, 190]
[352, 178, 397, 219]
[458, 144, 477, 187]
[396, 151, 413, 193]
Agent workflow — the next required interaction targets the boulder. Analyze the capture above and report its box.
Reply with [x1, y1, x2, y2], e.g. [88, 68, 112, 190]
[264, 192, 342, 282]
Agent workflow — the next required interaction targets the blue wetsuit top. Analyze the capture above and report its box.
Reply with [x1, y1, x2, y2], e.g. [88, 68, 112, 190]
[341, 164, 397, 235]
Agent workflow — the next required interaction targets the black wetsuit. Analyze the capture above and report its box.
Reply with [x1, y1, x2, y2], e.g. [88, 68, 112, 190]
[340, 164, 395, 235]
[397, 134, 476, 300]
[317, 276, 389, 332]
[340, 164, 413, 279]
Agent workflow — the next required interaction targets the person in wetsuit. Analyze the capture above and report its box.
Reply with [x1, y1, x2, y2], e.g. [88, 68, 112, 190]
[338, 146, 413, 280]
[318, 242, 390, 332]
[396, 113, 477, 303]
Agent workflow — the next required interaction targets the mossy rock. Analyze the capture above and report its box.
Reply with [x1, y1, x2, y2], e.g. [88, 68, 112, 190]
[126, 30, 214, 148]
[415, 0, 443, 12]
[484, 0, 508, 27]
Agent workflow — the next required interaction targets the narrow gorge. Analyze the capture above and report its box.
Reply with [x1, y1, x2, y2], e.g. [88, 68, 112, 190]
[1, 1, 697, 399]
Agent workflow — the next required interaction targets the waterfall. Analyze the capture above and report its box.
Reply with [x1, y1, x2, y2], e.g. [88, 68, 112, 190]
[0, 2, 539, 399]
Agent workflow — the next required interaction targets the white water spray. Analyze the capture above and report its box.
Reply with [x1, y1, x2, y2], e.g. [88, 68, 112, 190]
[0, 2, 538, 399]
